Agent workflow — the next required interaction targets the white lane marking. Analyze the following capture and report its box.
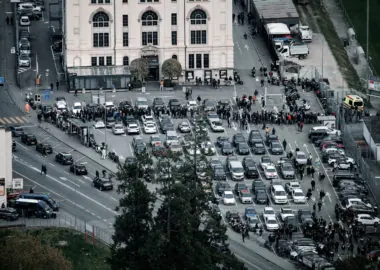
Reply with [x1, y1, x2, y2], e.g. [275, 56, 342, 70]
[15, 142, 28, 150]
[48, 162, 56, 167]
[110, 197, 118, 202]
[13, 159, 118, 215]
[59, 177, 80, 188]
[39, 136, 52, 143]
[52, 143, 62, 148]
[82, 175, 92, 182]
[303, 143, 310, 154]
[128, 143, 134, 156]
[77, 178, 86, 185]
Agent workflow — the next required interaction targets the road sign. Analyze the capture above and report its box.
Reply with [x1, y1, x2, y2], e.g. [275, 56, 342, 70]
[10, 47, 15, 54]
[12, 178, 23, 189]
[0, 77, 4, 86]
[44, 89, 50, 101]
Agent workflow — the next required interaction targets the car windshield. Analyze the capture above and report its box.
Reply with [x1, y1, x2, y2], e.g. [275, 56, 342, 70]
[225, 193, 234, 198]
[262, 157, 271, 163]
[145, 123, 155, 127]
[267, 219, 276, 224]
[232, 167, 244, 173]
[181, 122, 189, 126]
[297, 154, 306, 159]
[282, 209, 293, 214]
[275, 191, 286, 196]
[248, 216, 258, 223]
[213, 121, 222, 126]
[266, 167, 276, 173]
[265, 210, 275, 215]
[114, 125, 123, 128]
[241, 192, 251, 197]
[223, 143, 233, 149]
[255, 143, 264, 148]
[294, 191, 304, 197]
[136, 100, 148, 106]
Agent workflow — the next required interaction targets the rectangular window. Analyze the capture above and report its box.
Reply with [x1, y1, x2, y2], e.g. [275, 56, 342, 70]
[123, 0, 128, 3]
[189, 54, 194, 69]
[93, 33, 109, 47]
[142, 32, 158, 45]
[91, 0, 96, 3]
[190, 30, 206, 45]
[106, 56, 112, 66]
[171, 13, 177, 25]
[122, 15, 128, 26]
[91, 57, 97, 66]
[123, 32, 129, 46]
[93, 33, 99, 47]
[203, 54, 209, 68]
[171, 31, 177, 45]
[98, 57, 105, 66]
[196, 54, 202, 68]
[105, 0, 110, 3]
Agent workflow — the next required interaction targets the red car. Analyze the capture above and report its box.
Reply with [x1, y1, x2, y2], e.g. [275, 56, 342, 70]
[367, 250, 380, 261]
[152, 145, 167, 157]
[321, 141, 344, 150]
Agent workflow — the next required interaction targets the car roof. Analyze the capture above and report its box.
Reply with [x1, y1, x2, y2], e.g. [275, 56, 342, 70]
[224, 190, 233, 194]
[264, 207, 274, 211]
[293, 188, 303, 193]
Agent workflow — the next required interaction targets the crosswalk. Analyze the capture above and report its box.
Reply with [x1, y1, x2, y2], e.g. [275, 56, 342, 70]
[0, 116, 29, 125]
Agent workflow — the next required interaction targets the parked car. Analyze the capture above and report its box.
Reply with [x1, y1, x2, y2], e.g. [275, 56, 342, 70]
[93, 177, 113, 191]
[252, 142, 266, 155]
[178, 121, 191, 133]
[19, 16, 30, 26]
[21, 134, 37, 145]
[10, 126, 24, 137]
[18, 54, 31, 67]
[36, 143, 53, 154]
[0, 207, 19, 221]
[112, 124, 125, 135]
[55, 152, 74, 165]
[70, 164, 88, 175]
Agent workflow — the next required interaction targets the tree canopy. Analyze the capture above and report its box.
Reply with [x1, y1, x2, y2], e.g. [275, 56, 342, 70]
[130, 58, 149, 82]
[109, 130, 246, 270]
[161, 59, 182, 80]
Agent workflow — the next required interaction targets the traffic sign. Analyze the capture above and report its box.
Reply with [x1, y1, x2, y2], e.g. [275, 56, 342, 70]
[0, 77, 4, 86]
[44, 89, 50, 100]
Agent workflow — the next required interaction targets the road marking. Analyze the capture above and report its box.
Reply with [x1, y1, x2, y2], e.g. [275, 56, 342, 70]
[52, 143, 62, 148]
[15, 116, 24, 123]
[82, 175, 92, 182]
[13, 163, 118, 214]
[77, 179, 86, 185]
[15, 142, 28, 150]
[59, 177, 80, 188]
[303, 143, 310, 154]
[39, 136, 52, 143]
[3, 117, 11, 124]
[110, 197, 118, 202]
[0, 118, 5, 125]
[128, 143, 134, 156]
[48, 162, 56, 167]
[9, 117, 17, 123]
[21, 116, 28, 122]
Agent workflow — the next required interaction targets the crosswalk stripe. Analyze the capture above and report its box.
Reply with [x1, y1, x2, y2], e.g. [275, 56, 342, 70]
[0, 118, 5, 125]
[21, 116, 28, 122]
[3, 117, 11, 124]
[9, 117, 17, 124]
[15, 116, 24, 123]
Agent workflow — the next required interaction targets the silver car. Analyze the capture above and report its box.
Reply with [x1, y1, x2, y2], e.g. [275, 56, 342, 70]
[18, 54, 31, 67]
[294, 151, 307, 166]
[280, 162, 295, 179]
[19, 44, 31, 55]
[18, 37, 30, 48]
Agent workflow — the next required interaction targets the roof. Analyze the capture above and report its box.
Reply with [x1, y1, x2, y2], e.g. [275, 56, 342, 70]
[67, 65, 131, 77]
[265, 23, 291, 35]
[253, 0, 299, 20]
[363, 116, 380, 144]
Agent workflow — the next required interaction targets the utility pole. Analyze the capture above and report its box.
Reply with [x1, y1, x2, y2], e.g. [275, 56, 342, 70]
[366, 0, 371, 101]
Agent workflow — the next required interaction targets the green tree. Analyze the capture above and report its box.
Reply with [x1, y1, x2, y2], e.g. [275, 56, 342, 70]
[130, 58, 149, 83]
[161, 59, 182, 80]
[109, 153, 156, 270]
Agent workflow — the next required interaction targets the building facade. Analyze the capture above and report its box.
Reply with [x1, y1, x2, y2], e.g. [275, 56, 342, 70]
[64, 0, 234, 90]
[0, 128, 12, 207]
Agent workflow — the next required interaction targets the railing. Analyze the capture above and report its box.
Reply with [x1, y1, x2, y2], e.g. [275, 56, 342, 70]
[0, 214, 113, 246]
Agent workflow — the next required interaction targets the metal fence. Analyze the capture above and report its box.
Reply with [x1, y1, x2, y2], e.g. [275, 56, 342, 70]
[0, 215, 113, 246]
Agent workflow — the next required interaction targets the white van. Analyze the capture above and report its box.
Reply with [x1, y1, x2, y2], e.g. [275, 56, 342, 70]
[165, 131, 179, 146]
[310, 126, 341, 136]
[228, 160, 244, 181]
[135, 97, 149, 110]
[270, 185, 288, 204]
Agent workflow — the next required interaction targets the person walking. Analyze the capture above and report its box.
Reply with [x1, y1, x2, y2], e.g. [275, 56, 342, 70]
[41, 164, 47, 175]
[272, 127, 276, 135]
[74, 89, 78, 96]
[282, 139, 287, 151]
[6, 17, 9, 25]
[50, 82, 54, 90]
[241, 230, 245, 243]
[101, 147, 107, 159]
[96, 170, 100, 178]
[29, 188, 34, 193]
[318, 200, 322, 211]
[311, 179, 316, 191]
[56, 80, 59, 91]
[159, 80, 164, 91]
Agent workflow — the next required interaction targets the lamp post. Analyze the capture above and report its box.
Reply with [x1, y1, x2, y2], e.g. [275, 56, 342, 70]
[366, 0, 371, 100]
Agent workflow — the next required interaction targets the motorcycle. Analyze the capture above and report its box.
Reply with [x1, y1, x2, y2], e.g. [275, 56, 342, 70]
[108, 151, 120, 163]
[251, 67, 256, 77]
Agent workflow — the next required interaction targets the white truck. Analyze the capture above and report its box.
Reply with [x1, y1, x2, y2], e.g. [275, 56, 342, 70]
[277, 44, 309, 59]
[290, 25, 313, 43]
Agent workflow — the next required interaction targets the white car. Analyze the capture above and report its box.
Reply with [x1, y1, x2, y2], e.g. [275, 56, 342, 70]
[18, 54, 30, 67]
[344, 198, 374, 210]
[201, 141, 216, 155]
[285, 181, 301, 194]
[265, 216, 279, 231]
[94, 121, 105, 129]
[239, 190, 253, 204]
[222, 191, 236, 205]
[127, 123, 140, 134]
[279, 207, 294, 221]
[19, 16, 30, 26]
[185, 144, 201, 156]
[104, 101, 115, 110]
[263, 165, 278, 179]
[260, 156, 273, 170]
[143, 121, 157, 134]
[292, 188, 307, 204]
[263, 207, 276, 220]
[210, 121, 225, 132]
[328, 155, 355, 166]
[112, 124, 125, 135]
[187, 100, 198, 111]
[72, 102, 83, 114]
[355, 214, 380, 226]
[141, 114, 154, 124]
[178, 121, 191, 133]
[207, 112, 220, 123]
[55, 100, 67, 111]
[150, 134, 162, 147]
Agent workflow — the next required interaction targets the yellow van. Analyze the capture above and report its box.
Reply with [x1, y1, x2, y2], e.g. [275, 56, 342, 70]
[343, 95, 364, 112]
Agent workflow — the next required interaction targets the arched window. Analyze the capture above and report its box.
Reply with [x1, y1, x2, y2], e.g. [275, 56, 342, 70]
[93, 12, 109, 27]
[141, 11, 158, 26]
[190, 10, 207, 25]
[123, 56, 129, 66]
[172, 55, 177, 60]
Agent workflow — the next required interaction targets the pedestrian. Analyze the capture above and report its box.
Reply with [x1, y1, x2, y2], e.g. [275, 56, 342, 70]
[42, 147, 47, 157]
[197, 95, 201, 103]
[260, 79, 264, 87]
[282, 139, 287, 151]
[313, 203, 316, 212]
[56, 80, 59, 91]
[159, 80, 164, 91]
[101, 147, 106, 159]
[318, 200, 322, 211]
[241, 231, 245, 242]
[50, 83, 54, 90]
[128, 82, 132, 91]
[265, 126, 270, 135]
[311, 179, 316, 191]
[310, 166, 315, 179]
[272, 127, 276, 135]
[96, 170, 99, 178]
[320, 190, 325, 200]
[74, 89, 78, 96]
[41, 164, 47, 175]
[29, 188, 34, 193]
[1, 203, 5, 208]
[102, 169, 107, 178]
[227, 117, 231, 128]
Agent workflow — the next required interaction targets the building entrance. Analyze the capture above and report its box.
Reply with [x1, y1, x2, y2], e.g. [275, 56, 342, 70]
[144, 55, 159, 81]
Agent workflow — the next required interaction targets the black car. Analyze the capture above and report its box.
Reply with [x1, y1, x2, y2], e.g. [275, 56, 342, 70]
[252, 179, 266, 192]
[216, 182, 231, 196]
[119, 100, 133, 110]
[221, 142, 234, 155]
[70, 164, 88, 175]
[252, 142, 266, 155]
[36, 143, 53, 154]
[308, 130, 328, 143]
[93, 177, 114, 191]
[236, 142, 250, 155]
[283, 216, 298, 232]
[133, 143, 147, 155]
[168, 99, 181, 110]
[123, 115, 137, 126]
[298, 209, 313, 229]
[255, 190, 269, 204]
[216, 136, 229, 147]
[12, 140, 16, 152]
[153, 97, 166, 111]
[265, 134, 278, 146]
[269, 141, 283, 155]
[105, 116, 116, 128]
[213, 167, 227, 181]
[232, 133, 246, 147]
[10, 126, 24, 137]
[55, 152, 74, 165]
[160, 121, 174, 134]
[248, 129, 263, 146]
[242, 157, 259, 179]
[0, 207, 19, 221]
[321, 150, 341, 163]
[21, 134, 37, 145]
